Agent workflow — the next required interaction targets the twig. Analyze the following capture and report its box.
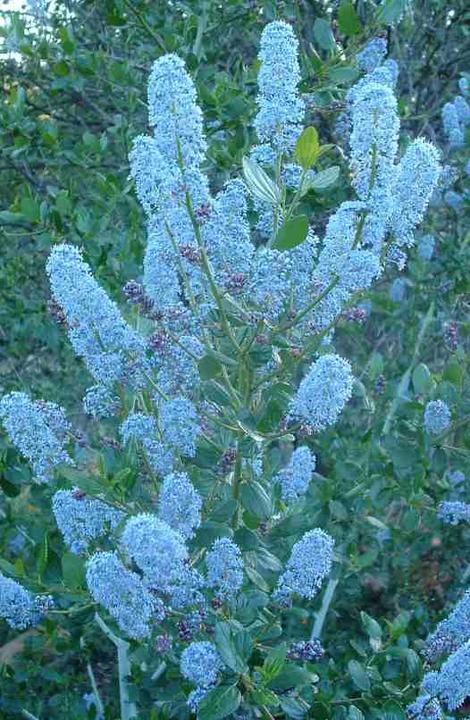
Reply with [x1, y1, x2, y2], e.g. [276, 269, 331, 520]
[95, 613, 138, 720]
[311, 575, 339, 640]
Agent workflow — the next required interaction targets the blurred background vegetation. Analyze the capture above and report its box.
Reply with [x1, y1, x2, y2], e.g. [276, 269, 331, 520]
[0, 0, 469, 717]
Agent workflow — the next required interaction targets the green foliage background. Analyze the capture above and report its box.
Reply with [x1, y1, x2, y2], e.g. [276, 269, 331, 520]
[0, 0, 469, 718]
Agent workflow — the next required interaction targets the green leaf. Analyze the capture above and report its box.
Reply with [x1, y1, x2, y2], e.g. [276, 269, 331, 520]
[313, 18, 336, 51]
[412, 363, 432, 394]
[242, 157, 281, 205]
[61, 552, 85, 589]
[360, 612, 382, 640]
[376, 0, 408, 25]
[294, 126, 320, 170]
[307, 166, 340, 191]
[197, 685, 241, 720]
[250, 688, 279, 707]
[280, 696, 306, 719]
[240, 481, 271, 520]
[338, 2, 361, 35]
[348, 707, 365, 720]
[273, 215, 309, 251]
[348, 660, 371, 692]
[380, 701, 406, 720]
[198, 354, 223, 380]
[262, 644, 287, 681]
[214, 622, 251, 674]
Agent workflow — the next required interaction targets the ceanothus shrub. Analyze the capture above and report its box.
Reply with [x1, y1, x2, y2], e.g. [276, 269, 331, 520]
[0, 21, 455, 720]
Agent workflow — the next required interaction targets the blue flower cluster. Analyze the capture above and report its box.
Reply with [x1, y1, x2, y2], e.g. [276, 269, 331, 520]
[47, 244, 146, 387]
[147, 53, 207, 167]
[437, 501, 470, 525]
[430, 640, 470, 711]
[289, 355, 354, 432]
[390, 140, 441, 249]
[120, 412, 174, 476]
[424, 591, 470, 662]
[254, 20, 304, 151]
[275, 528, 334, 602]
[205, 537, 244, 601]
[441, 80, 470, 149]
[52, 489, 124, 554]
[158, 472, 202, 539]
[275, 446, 316, 503]
[120, 514, 188, 593]
[0, 573, 47, 629]
[356, 38, 388, 73]
[86, 551, 163, 639]
[424, 400, 451, 435]
[159, 397, 201, 458]
[155, 334, 204, 397]
[82, 384, 119, 419]
[0, 392, 71, 484]
[180, 641, 222, 687]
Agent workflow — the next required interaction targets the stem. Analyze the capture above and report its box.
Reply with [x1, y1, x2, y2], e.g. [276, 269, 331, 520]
[311, 576, 339, 640]
[95, 613, 138, 720]
[87, 662, 105, 719]
[122, 0, 166, 50]
[381, 301, 434, 435]
[21, 712, 40, 720]
[277, 275, 339, 333]
[184, 190, 242, 355]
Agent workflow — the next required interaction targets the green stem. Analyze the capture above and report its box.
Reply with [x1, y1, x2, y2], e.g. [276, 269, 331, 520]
[311, 575, 339, 640]
[87, 662, 105, 719]
[381, 301, 434, 435]
[184, 189, 243, 355]
[276, 275, 339, 333]
[122, 0, 166, 50]
[95, 613, 138, 720]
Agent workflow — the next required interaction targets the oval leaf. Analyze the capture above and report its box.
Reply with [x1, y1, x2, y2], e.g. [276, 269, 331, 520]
[273, 215, 309, 251]
[308, 166, 340, 191]
[198, 685, 241, 720]
[242, 157, 281, 205]
[294, 127, 319, 170]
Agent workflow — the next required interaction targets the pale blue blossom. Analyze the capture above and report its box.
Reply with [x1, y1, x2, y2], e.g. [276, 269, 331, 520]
[0, 392, 71, 484]
[158, 472, 202, 539]
[275, 528, 334, 602]
[424, 400, 451, 435]
[0, 574, 47, 629]
[206, 537, 244, 600]
[437, 501, 470, 525]
[254, 21, 304, 151]
[147, 54, 206, 167]
[289, 355, 354, 432]
[275, 446, 316, 503]
[52, 489, 124, 554]
[121, 412, 174, 476]
[46, 244, 146, 386]
[180, 641, 222, 687]
[390, 139, 441, 248]
[159, 397, 201, 458]
[424, 591, 470, 662]
[356, 38, 388, 73]
[83, 385, 119, 419]
[121, 514, 188, 593]
[86, 551, 163, 639]
[433, 640, 470, 711]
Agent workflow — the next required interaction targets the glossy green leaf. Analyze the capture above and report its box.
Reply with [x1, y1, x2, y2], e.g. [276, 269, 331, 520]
[294, 126, 319, 170]
[313, 18, 336, 51]
[242, 157, 281, 205]
[338, 2, 361, 35]
[273, 215, 309, 251]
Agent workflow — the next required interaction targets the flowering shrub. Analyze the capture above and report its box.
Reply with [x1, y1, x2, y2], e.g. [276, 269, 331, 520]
[0, 9, 469, 720]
